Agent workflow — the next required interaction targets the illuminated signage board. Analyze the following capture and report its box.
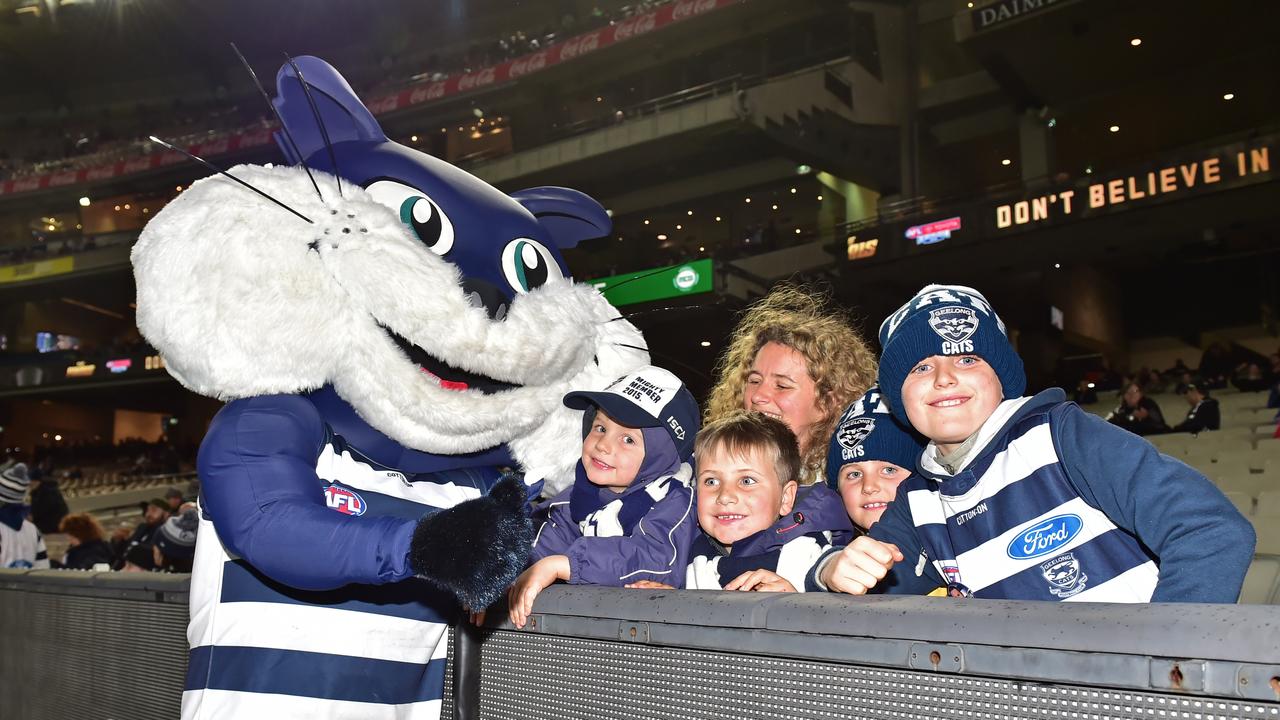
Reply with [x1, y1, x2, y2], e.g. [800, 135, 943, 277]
[906, 217, 961, 245]
[970, 0, 1072, 32]
[993, 144, 1271, 232]
[145, 355, 166, 370]
[589, 258, 713, 306]
[846, 235, 879, 260]
[106, 358, 132, 374]
[65, 362, 95, 378]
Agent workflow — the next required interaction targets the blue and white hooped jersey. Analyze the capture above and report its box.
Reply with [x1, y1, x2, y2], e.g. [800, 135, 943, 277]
[184, 429, 497, 720]
[906, 400, 1159, 602]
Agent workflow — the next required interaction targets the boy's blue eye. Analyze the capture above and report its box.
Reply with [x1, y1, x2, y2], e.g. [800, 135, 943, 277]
[741, 476, 757, 486]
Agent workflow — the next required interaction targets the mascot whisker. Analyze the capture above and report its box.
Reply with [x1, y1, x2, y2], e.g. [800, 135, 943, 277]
[132, 54, 647, 719]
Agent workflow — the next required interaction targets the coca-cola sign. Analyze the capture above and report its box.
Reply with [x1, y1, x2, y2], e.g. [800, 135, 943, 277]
[48, 172, 79, 187]
[508, 51, 548, 79]
[613, 13, 657, 41]
[86, 165, 116, 181]
[366, 96, 401, 114]
[122, 157, 153, 174]
[457, 67, 496, 92]
[672, 0, 718, 21]
[559, 31, 602, 61]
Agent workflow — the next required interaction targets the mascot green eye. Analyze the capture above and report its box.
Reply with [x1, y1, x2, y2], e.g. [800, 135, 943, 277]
[501, 238, 562, 294]
[366, 180, 455, 256]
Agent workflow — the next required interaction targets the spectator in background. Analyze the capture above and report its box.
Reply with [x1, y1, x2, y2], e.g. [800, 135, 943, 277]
[1199, 343, 1232, 389]
[164, 486, 184, 512]
[152, 508, 198, 573]
[114, 498, 170, 570]
[1233, 362, 1270, 393]
[57, 513, 113, 570]
[1107, 382, 1169, 436]
[108, 524, 133, 565]
[1171, 383, 1220, 435]
[0, 463, 50, 569]
[120, 544, 155, 572]
[28, 472, 69, 535]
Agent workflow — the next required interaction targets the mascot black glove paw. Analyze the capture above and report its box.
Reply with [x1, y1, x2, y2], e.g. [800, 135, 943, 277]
[409, 475, 533, 610]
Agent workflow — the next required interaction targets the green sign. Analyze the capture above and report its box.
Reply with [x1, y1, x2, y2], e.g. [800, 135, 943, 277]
[588, 258, 713, 306]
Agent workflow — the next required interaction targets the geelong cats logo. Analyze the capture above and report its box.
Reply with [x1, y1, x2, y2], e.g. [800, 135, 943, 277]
[929, 307, 979, 354]
[836, 417, 875, 460]
[1040, 552, 1088, 598]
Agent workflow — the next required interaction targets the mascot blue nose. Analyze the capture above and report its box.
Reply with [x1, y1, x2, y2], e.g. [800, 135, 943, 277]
[461, 277, 510, 321]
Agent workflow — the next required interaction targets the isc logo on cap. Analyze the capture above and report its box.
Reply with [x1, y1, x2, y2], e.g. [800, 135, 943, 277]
[325, 485, 367, 516]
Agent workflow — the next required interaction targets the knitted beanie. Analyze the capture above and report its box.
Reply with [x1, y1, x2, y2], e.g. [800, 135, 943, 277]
[877, 284, 1025, 424]
[825, 387, 927, 489]
[153, 508, 199, 560]
[0, 463, 30, 505]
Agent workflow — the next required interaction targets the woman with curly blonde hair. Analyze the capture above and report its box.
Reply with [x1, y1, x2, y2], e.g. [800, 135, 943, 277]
[706, 283, 877, 484]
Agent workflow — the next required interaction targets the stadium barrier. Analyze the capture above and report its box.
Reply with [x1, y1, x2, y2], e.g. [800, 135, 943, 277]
[3, 570, 1279, 719]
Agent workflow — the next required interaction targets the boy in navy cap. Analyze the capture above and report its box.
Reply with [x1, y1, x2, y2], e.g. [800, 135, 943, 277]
[508, 365, 700, 627]
[825, 386, 926, 533]
[814, 284, 1254, 602]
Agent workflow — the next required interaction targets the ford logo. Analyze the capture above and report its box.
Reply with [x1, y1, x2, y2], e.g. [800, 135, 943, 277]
[1006, 514, 1082, 559]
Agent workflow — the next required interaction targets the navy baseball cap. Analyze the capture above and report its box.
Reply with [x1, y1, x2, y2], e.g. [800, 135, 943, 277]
[563, 365, 700, 459]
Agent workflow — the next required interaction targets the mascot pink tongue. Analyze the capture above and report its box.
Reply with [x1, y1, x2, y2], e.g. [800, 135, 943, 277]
[131, 55, 647, 719]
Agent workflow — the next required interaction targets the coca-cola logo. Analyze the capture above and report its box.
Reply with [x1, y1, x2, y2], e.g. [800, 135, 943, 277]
[426, 82, 447, 100]
[13, 178, 41, 192]
[49, 172, 78, 187]
[458, 67, 496, 91]
[559, 31, 601, 61]
[86, 166, 116, 181]
[672, 0, 717, 21]
[614, 13, 657, 41]
[367, 96, 400, 114]
[409, 85, 430, 104]
[509, 51, 548, 79]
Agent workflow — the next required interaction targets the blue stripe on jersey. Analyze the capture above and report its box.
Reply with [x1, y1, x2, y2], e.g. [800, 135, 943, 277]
[185, 645, 446, 704]
[977, 528, 1156, 600]
[926, 463, 1081, 558]
[220, 559, 459, 624]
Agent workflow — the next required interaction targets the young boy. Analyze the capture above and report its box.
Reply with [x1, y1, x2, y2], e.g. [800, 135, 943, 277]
[0, 462, 50, 569]
[508, 366, 700, 627]
[826, 386, 926, 533]
[814, 284, 1255, 602]
[675, 411, 852, 592]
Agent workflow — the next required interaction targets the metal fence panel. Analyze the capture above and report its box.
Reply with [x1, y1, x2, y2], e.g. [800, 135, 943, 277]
[474, 631, 1280, 720]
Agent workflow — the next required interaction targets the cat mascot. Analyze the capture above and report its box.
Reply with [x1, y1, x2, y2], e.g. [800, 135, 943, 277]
[131, 56, 646, 719]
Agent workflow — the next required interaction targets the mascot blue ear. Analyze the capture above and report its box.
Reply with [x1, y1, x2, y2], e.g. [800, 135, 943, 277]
[273, 55, 387, 165]
[510, 187, 612, 249]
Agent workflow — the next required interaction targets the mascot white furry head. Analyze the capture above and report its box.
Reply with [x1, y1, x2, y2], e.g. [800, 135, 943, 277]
[132, 57, 647, 496]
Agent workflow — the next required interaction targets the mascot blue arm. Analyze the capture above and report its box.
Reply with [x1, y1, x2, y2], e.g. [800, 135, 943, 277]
[133, 54, 648, 718]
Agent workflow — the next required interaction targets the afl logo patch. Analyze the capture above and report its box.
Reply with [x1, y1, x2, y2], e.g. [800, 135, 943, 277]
[325, 485, 367, 516]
